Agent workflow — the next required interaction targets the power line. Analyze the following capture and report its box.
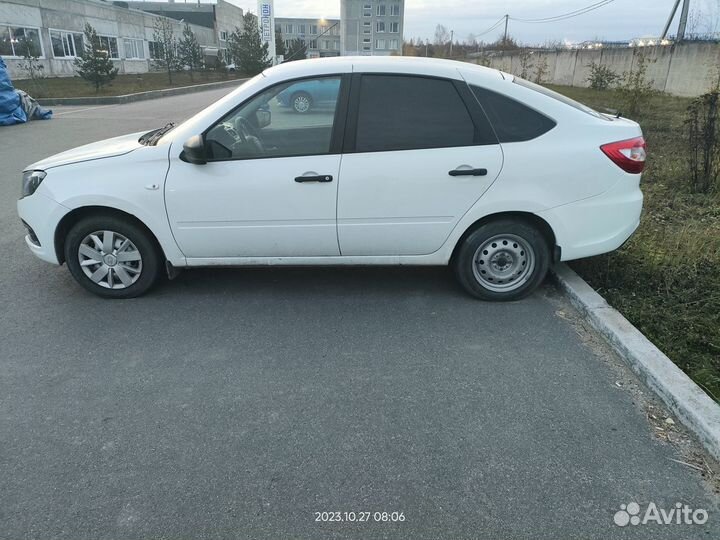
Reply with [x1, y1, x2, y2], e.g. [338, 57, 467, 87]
[472, 16, 507, 38]
[510, 0, 616, 24]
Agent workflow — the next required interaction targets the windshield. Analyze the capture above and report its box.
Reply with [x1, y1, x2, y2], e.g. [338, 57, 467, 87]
[513, 77, 609, 120]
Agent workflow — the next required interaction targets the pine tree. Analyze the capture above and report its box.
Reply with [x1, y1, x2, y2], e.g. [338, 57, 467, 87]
[177, 23, 203, 81]
[227, 13, 272, 75]
[153, 17, 180, 84]
[74, 23, 118, 93]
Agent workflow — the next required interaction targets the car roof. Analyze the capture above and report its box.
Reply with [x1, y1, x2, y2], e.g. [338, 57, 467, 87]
[262, 56, 504, 83]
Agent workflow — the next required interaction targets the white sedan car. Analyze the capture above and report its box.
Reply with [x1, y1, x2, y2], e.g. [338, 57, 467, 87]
[18, 57, 645, 300]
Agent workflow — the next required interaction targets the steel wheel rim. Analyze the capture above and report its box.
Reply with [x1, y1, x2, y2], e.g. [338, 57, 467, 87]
[471, 233, 535, 292]
[293, 95, 310, 112]
[78, 230, 143, 290]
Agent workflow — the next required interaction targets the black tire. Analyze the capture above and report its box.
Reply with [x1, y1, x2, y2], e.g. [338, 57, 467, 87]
[453, 219, 550, 301]
[64, 215, 162, 299]
[290, 91, 312, 113]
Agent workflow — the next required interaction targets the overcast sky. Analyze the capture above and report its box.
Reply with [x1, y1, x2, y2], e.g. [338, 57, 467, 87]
[177, 0, 720, 44]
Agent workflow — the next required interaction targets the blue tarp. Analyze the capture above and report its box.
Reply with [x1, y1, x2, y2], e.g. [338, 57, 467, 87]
[0, 57, 27, 126]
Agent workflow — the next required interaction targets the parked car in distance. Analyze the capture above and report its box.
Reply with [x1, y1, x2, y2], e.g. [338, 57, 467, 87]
[18, 56, 645, 300]
[276, 77, 342, 113]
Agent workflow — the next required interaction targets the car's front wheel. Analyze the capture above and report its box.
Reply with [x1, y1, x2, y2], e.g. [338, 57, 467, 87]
[64, 215, 161, 299]
[291, 92, 312, 113]
[453, 219, 550, 301]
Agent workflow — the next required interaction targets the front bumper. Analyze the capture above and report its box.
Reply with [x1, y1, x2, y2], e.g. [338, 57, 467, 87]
[17, 192, 69, 265]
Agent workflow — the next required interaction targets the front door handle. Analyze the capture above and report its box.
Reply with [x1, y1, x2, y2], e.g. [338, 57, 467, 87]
[449, 168, 488, 177]
[295, 174, 333, 183]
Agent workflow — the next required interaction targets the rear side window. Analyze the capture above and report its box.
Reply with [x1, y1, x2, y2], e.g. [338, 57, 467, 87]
[470, 85, 556, 143]
[355, 75, 478, 152]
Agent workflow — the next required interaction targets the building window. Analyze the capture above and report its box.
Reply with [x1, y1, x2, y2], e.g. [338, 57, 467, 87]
[310, 24, 318, 35]
[363, 9, 371, 17]
[389, 22, 399, 33]
[0, 25, 43, 57]
[123, 38, 144, 59]
[363, 27, 371, 34]
[377, 5, 386, 16]
[363, 37, 371, 44]
[376, 39, 386, 49]
[322, 39, 330, 49]
[309, 39, 317, 49]
[285, 24, 294, 34]
[390, 4, 400, 16]
[98, 35, 119, 59]
[363, 45, 371, 51]
[149, 41, 163, 59]
[389, 39, 399, 49]
[376, 22, 385, 32]
[220, 30, 228, 41]
[275, 24, 281, 33]
[49, 29, 83, 58]
[363, 3, 372, 8]
[298, 24, 306, 34]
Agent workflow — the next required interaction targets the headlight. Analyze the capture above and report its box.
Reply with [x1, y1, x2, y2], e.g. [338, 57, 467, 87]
[21, 170, 46, 198]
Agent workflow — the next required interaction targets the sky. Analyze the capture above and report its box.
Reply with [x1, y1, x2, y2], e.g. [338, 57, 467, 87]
[166, 0, 720, 44]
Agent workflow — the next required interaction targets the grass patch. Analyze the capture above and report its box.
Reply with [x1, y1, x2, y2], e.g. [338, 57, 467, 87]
[547, 85, 720, 401]
[13, 70, 248, 98]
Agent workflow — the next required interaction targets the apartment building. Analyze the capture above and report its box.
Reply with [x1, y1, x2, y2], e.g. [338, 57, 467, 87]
[274, 17, 341, 58]
[340, 0, 404, 56]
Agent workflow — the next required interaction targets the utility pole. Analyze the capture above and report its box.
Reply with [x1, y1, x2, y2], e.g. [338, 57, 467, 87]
[677, 0, 690, 41]
[503, 14, 509, 43]
[449, 29, 454, 56]
[661, 0, 682, 39]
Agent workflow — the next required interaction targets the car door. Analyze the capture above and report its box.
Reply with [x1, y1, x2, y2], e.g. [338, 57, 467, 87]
[337, 74, 504, 256]
[165, 75, 348, 259]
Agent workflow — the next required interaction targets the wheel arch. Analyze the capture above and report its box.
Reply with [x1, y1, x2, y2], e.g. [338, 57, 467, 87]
[54, 206, 165, 265]
[450, 211, 560, 265]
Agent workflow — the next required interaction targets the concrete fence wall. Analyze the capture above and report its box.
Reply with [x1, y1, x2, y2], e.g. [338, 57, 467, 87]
[484, 42, 720, 97]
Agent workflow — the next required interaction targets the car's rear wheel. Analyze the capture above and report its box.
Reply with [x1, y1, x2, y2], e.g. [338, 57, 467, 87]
[64, 215, 161, 299]
[291, 91, 312, 113]
[453, 219, 550, 301]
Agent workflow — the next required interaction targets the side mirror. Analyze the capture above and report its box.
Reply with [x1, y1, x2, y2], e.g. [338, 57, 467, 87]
[180, 135, 207, 165]
[255, 107, 271, 129]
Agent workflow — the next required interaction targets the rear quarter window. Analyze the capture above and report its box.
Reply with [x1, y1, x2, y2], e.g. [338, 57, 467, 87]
[470, 85, 556, 143]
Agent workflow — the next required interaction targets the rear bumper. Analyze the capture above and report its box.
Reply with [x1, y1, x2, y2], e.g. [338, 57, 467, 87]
[539, 175, 643, 262]
[17, 192, 68, 265]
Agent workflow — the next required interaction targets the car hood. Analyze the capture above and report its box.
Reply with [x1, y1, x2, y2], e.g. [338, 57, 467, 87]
[25, 131, 147, 171]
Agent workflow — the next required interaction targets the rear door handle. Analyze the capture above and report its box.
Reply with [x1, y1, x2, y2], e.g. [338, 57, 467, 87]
[295, 175, 333, 183]
[449, 168, 487, 177]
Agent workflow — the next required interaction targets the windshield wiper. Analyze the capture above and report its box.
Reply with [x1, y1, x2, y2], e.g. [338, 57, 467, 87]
[139, 122, 175, 146]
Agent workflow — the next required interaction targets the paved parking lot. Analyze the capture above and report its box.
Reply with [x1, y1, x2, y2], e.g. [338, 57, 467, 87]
[1, 87, 719, 539]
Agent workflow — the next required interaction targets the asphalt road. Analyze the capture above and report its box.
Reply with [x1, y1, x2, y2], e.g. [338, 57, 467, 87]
[1, 86, 718, 539]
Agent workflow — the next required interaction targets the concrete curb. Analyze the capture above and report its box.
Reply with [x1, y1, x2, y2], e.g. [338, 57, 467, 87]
[37, 78, 247, 107]
[552, 263, 720, 461]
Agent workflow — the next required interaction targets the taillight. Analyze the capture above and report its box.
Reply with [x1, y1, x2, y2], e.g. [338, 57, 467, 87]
[600, 136, 647, 174]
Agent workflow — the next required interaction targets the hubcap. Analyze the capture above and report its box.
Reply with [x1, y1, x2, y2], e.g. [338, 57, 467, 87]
[471, 233, 536, 292]
[293, 95, 310, 113]
[78, 230, 143, 289]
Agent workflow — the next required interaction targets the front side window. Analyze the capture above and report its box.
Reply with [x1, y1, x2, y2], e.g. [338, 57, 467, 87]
[205, 76, 342, 160]
[355, 75, 480, 153]
[376, 39, 385, 49]
[390, 4, 400, 15]
[470, 85, 556, 142]
[376, 22, 385, 32]
[298, 24, 306, 34]
[377, 5, 386, 15]
[310, 24, 318, 35]
[389, 22, 399, 33]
